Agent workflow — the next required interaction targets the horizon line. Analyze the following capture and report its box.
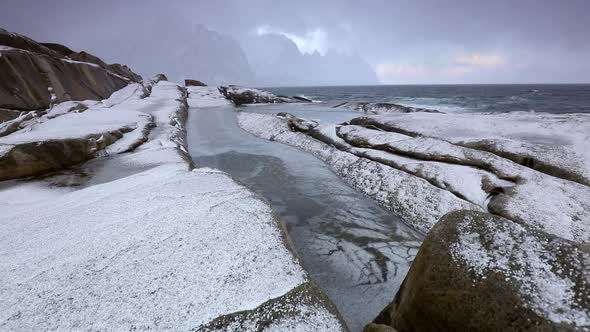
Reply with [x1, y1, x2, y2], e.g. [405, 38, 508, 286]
[255, 82, 590, 89]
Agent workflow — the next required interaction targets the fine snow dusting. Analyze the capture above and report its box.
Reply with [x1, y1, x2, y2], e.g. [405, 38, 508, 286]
[0, 165, 307, 330]
[187, 86, 232, 108]
[237, 112, 479, 233]
[0, 82, 344, 331]
[450, 215, 590, 327]
[264, 305, 343, 332]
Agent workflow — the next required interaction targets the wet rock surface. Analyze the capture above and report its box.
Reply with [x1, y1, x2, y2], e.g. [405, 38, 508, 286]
[0, 83, 154, 181]
[188, 104, 423, 331]
[0, 131, 125, 181]
[1, 79, 348, 331]
[1, 28, 348, 329]
[242, 111, 590, 243]
[237, 109, 590, 331]
[238, 112, 484, 234]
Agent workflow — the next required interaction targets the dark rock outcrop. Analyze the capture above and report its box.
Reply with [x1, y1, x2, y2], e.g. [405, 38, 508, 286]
[334, 101, 440, 114]
[219, 86, 290, 105]
[184, 79, 207, 87]
[0, 109, 21, 123]
[219, 85, 313, 106]
[150, 73, 168, 84]
[43, 42, 142, 82]
[0, 29, 63, 57]
[291, 95, 314, 102]
[107, 63, 143, 82]
[363, 323, 398, 332]
[40, 42, 75, 56]
[0, 130, 126, 182]
[371, 210, 590, 331]
[0, 28, 141, 113]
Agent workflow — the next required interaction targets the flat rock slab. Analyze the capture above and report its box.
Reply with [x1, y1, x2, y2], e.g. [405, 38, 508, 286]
[0, 165, 343, 330]
[356, 111, 590, 186]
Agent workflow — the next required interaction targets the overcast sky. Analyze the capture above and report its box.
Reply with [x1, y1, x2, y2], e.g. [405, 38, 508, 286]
[1, 0, 588, 84]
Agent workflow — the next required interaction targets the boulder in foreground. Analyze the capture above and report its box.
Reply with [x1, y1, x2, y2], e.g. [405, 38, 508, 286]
[372, 210, 590, 331]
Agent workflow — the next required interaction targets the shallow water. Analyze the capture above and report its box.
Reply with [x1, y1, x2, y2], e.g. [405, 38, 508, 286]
[186, 106, 422, 331]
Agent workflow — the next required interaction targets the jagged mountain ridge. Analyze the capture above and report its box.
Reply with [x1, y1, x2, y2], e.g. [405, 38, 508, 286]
[242, 33, 379, 86]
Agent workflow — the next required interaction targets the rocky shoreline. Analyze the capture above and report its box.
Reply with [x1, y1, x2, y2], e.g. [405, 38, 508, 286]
[0, 30, 346, 331]
[236, 98, 590, 330]
[1, 27, 589, 331]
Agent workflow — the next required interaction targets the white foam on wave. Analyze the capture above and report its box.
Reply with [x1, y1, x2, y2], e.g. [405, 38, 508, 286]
[392, 97, 470, 113]
[398, 103, 470, 113]
[297, 94, 323, 103]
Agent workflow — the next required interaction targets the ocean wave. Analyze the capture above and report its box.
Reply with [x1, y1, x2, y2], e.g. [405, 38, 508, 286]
[296, 94, 323, 103]
[333, 101, 441, 114]
[391, 97, 470, 113]
[397, 103, 469, 113]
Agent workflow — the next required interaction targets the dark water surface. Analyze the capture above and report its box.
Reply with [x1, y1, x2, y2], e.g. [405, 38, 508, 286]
[187, 106, 422, 332]
[266, 84, 590, 113]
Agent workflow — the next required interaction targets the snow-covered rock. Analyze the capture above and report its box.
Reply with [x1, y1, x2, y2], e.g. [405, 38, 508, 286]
[219, 86, 293, 106]
[0, 110, 39, 137]
[236, 110, 590, 331]
[335, 123, 590, 243]
[241, 111, 590, 244]
[218, 86, 318, 107]
[238, 112, 479, 234]
[0, 83, 153, 181]
[0, 81, 346, 331]
[187, 86, 232, 108]
[345, 113, 590, 244]
[373, 210, 590, 331]
[0, 164, 343, 330]
[352, 111, 590, 186]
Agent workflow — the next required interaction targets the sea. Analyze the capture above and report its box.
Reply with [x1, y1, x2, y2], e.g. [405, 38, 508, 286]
[266, 84, 590, 114]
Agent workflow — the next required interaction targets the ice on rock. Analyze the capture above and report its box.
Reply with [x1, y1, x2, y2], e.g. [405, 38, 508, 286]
[238, 112, 479, 234]
[238, 111, 590, 244]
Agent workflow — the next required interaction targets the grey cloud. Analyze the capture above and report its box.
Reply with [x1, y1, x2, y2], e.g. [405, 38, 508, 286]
[0, 0, 588, 84]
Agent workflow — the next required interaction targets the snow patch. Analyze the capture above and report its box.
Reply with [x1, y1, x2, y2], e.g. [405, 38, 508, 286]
[187, 86, 231, 108]
[450, 215, 590, 327]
